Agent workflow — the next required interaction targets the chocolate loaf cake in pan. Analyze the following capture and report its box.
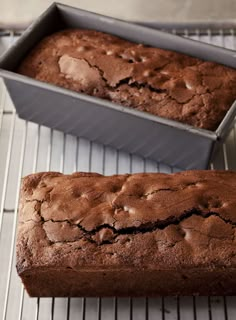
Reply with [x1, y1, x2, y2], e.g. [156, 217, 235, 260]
[18, 29, 236, 131]
[17, 170, 236, 296]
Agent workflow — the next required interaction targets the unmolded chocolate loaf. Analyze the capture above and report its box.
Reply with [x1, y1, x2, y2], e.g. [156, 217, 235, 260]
[17, 170, 236, 296]
[18, 29, 236, 131]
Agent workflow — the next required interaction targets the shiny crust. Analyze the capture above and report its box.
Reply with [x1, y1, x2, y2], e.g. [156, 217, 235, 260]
[18, 29, 236, 131]
[16, 170, 236, 296]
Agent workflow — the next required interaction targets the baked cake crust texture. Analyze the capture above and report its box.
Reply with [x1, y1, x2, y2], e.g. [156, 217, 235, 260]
[18, 29, 236, 131]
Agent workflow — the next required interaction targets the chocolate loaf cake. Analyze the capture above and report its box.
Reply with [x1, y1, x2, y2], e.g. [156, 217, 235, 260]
[18, 29, 236, 131]
[17, 170, 236, 296]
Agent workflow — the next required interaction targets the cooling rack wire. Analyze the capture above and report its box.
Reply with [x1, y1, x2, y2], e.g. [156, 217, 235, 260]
[0, 27, 236, 320]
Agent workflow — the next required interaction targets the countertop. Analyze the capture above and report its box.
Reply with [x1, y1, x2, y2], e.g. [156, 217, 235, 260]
[1, 0, 236, 29]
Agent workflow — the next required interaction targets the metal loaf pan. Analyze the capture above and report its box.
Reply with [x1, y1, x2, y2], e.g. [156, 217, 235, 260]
[1, 3, 236, 170]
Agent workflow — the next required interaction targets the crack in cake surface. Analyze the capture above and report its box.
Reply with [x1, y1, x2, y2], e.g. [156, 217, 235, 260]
[36, 209, 236, 245]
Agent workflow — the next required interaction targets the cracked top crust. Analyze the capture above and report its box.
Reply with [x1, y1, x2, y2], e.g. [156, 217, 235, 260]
[17, 170, 236, 274]
[17, 29, 236, 131]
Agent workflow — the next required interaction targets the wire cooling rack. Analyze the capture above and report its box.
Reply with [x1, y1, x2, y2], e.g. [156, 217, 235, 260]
[0, 28, 236, 320]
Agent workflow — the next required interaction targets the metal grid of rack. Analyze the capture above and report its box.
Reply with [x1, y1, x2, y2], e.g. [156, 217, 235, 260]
[0, 28, 236, 320]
